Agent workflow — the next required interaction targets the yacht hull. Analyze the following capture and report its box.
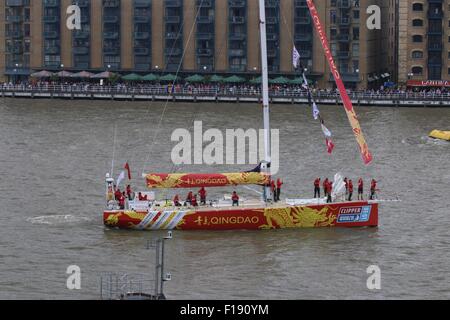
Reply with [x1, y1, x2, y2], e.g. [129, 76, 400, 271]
[103, 201, 378, 230]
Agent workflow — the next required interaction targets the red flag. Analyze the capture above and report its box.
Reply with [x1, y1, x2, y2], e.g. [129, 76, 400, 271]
[326, 138, 335, 154]
[124, 162, 131, 180]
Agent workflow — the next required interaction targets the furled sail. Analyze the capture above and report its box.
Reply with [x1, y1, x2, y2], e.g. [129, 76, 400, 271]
[144, 172, 270, 189]
[306, 0, 373, 165]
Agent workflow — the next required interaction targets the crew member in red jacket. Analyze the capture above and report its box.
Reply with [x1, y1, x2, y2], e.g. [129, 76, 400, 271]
[173, 194, 181, 206]
[185, 191, 193, 205]
[118, 193, 125, 209]
[314, 178, 321, 198]
[358, 178, 364, 200]
[231, 191, 239, 206]
[191, 194, 198, 207]
[323, 178, 329, 197]
[115, 188, 122, 201]
[344, 177, 348, 195]
[348, 179, 353, 201]
[276, 178, 283, 201]
[326, 181, 333, 203]
[370, 179, 377, 200]
[198, 187, 207, 205]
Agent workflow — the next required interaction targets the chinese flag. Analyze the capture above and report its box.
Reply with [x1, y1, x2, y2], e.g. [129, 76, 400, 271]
[124, 162, 131, 180]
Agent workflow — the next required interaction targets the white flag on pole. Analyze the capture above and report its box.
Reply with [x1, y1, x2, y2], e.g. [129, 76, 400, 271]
[321, 123, 332, 137]
[116, 170, 125, 187]
[312, 102, 320, 120]
[292, 46, 301, 69]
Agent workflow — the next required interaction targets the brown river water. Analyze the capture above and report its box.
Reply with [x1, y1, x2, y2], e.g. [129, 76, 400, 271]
[0, 98, 449, 299]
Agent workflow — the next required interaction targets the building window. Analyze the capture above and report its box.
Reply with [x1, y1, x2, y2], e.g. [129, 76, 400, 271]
[412, 19, 423, 27]
[448, 68, 450, 75]
[448, 51, 450, 59]
[412, 3, 423, 11]
[412, 66, 423, 75]
[353, 10, 359, 20]
[353, 27, 359, 40]
[412, 35, 423, 42]
[412, 50, 423, 59]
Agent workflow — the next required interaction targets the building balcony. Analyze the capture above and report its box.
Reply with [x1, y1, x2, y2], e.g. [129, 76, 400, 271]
[104, 0, 120, 8]
[299, 50, 311, 58]
[6, 15, 22, 23]
[104, 15, 119, 23]
[73, 30, 90, 38]
[165, 32, 179, 39]
[134, 15, 150, 23]
[6, 0, 26, 6]
[266, 33, 278, 41]
[336, 51, 350, 59]
[165, 16, 181, 23]
[197, 33, 213, 40]
[230, 16, 245, 23]
[339, 17, 350, 25]
[197, 48, 212, 56]
[337, 34, 350, 42]
[427, 28, 442, 35]
[295, 16, 311, 24]
[229, 33, 246, 40]
[197, 16, 214, 23]
[43, 0, 59, 7]
[7, 46, 23, 54]
[44, 46, 60, 54]
[134, 0, 151, 8]
[228, 49, 245, 56]
[337, 0, 351, 8]
[7, 30, 23, 38]
[77, 0, 90, 7]
[197, 0, 212, 7]
[266, 17, 278, 24]
[265, 0, 278, 8]
[103, 47, 120, 55]
[134, 47, 150, 55]
[267, 49, 277, 57]
[134, 32, 150, 39]
[165, 48, 182, 56]
[229, 65, 246, 72]
[294, 33, 312, 41]
[43, 16, 59, 23]
[428, 42, 442, 50]
[44, 31, 58, 38]
[229, 0, 246, 8]
[165, 0, 181, 7]
[428, 10, 443, 19]
[73, 47, 89, 55]
[104, 31, 119, 39]
[294, 0, 308, 7]
[340, 72, 360, 82]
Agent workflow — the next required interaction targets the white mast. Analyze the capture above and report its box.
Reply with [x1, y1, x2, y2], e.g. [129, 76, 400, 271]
[258, 0, 271, 202]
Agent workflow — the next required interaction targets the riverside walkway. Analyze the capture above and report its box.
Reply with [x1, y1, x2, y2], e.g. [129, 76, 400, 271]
[1, 84, 449, 107]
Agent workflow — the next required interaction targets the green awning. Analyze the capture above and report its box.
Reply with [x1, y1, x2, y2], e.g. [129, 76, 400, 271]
[159, 74, 179, 82]
[289, 77, 312, 85]
[184, 74, 205, 83]
[209, 75, 224, 83]
[270, 76, 290, 84]
[249, 76, 261, 84]
[122, 73, 143, 81]
[142, 73, 159, 81]
[223, 75, 246, 83]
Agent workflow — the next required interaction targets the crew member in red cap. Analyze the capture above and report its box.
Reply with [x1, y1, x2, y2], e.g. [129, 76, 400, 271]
[370, 179, 377, 200]
[198, 187, 207, 205]
[231, 191, 239, 206]
[348, 179, 353, 201]
[314, 178, 321, 198]
[358, 178, 364, 200]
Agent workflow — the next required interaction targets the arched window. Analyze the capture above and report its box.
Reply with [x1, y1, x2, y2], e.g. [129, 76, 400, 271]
[412, 35, 423, 42]
[412, 19, 423, 27]
[412, 3, 423, 11]
[412, 50, 423, 58]
[412, 66, 423, 75]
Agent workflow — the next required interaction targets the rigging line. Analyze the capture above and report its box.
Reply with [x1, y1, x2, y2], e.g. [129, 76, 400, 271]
[111, 122, 117, 177]
[141, 0, 205, 176]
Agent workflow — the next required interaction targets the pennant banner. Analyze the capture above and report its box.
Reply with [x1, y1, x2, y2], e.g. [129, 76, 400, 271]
[306, 0, 373, 165]
[292, 46, 301, 69]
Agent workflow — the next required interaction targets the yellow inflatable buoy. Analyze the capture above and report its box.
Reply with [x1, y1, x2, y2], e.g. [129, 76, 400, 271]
[429, 130, 450, 141]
